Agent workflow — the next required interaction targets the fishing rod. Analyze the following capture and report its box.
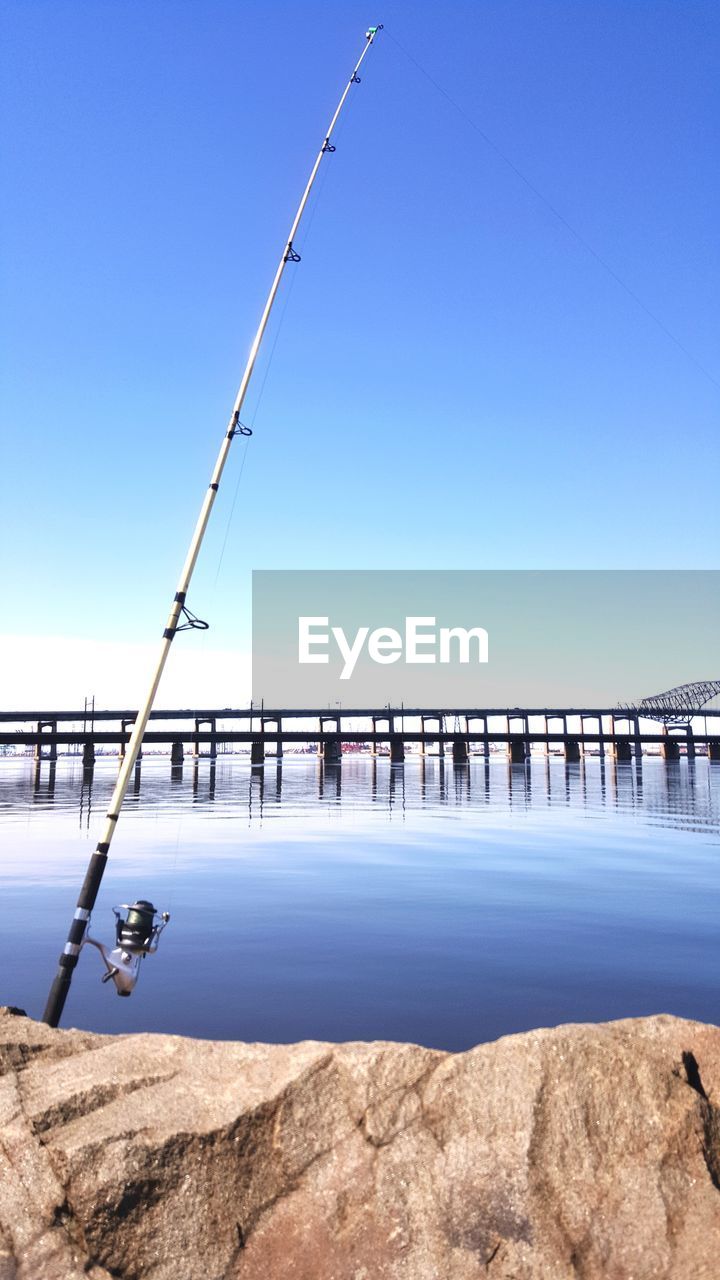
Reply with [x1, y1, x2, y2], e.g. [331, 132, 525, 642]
[43, 24, 383, 1028]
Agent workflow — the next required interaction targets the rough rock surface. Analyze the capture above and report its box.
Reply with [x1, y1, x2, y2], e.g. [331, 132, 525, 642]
[2, 1009, 720, 1279]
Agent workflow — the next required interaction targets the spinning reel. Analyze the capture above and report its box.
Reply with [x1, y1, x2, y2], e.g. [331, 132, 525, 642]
[84, 900, 170, 997]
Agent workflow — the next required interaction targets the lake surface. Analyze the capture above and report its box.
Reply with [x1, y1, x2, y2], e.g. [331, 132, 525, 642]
[1, 753, 719, 1050]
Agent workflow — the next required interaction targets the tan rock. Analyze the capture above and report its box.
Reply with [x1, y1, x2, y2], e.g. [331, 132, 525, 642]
[1, 1007, 719, 1278]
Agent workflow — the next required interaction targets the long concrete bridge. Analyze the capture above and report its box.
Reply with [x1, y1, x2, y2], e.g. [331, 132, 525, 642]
[2, 705, 719, 768]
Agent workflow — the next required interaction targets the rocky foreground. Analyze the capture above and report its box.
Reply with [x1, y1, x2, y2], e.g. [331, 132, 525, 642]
[2, 1009, 720, 1279]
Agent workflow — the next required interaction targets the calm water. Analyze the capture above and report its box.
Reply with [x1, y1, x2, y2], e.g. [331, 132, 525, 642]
[1, 753, 719, 1049]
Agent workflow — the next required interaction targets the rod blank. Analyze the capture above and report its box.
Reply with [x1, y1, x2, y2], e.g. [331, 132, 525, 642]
[42, 26, 382, 1028]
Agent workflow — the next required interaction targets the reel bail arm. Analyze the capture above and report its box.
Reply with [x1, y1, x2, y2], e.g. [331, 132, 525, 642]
[83, 901, 170, 998]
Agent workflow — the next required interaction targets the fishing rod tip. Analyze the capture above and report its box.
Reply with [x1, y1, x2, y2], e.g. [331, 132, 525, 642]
[366, 24, 383, 39]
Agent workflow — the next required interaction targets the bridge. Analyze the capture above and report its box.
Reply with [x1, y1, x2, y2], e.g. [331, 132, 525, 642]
[630, 680, 720, 725]
[2, 694, 720, 769]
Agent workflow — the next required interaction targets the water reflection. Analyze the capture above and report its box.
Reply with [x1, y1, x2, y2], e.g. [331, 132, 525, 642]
[191, 759, 216, 802]
[33, 759, 56, 800]
[1, 754, 719, 1050]
[318, 762, 341, 801]
[6, 752, 720, 830]
[248, 765, 264, 822]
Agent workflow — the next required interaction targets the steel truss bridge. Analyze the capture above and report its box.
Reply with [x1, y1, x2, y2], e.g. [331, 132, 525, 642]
[625, 680, 720, 726]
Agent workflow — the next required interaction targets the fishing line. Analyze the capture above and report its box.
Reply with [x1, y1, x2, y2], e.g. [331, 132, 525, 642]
[164, 809, 183, 916]
[212, 255, 302, 587]
[385, 27, 719, 393]
[212, 268, 299, 586]
[213, 434, 251, 586]
[213, 138, 339, 586]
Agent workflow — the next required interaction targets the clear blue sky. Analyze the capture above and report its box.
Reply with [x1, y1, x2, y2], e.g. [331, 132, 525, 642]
[1, 0, 718, 672]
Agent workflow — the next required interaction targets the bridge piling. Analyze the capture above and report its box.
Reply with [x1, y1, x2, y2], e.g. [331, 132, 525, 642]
[193, 717, 216, 760]
[319, 714, 342, 766]
[507, 713, 530, 764]
[609, 715, 630, 762]
[372, 714, 395, 757]
[508, 736, 528, 764]
[34, 721, 58, 762]
[119, 718, 139, 761]
[262, 716, 282, 758]
[466, 715, 486, 756]
[421, 714, 443, 757]
[323, 736, 342, 765]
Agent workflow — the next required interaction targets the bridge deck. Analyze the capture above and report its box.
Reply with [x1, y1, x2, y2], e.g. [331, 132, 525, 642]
[3, 706, 718, 756]
[2, 731, 718, 748]
[1, 705, 719, 724]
